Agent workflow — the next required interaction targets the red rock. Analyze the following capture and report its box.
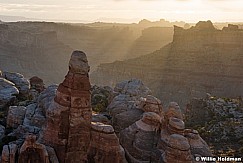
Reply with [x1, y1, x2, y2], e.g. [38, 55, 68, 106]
[29, 76, 45, 92]
[18, 134, 50, 163]
[42, 51, 92, 162]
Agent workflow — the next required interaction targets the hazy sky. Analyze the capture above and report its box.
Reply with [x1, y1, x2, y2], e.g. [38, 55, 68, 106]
[0, 0, 242, 23]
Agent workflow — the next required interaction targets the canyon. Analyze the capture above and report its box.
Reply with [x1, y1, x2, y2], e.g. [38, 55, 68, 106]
[91, 21, 243, 105]
[0, 20, 176, 85]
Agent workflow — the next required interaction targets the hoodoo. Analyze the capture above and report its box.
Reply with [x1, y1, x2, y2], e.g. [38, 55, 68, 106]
[42, 51, 92, 162]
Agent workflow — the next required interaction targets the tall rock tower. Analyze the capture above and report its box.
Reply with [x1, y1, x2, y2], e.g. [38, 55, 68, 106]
[42, 51, 92, 163]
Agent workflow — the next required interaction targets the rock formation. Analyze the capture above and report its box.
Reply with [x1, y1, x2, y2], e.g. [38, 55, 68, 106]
[29, 76, 45, 93]
[186, 95, 243, 156]
[1, 144, 18, 163]
[2, 72, 30, 96]
[125, 27, 173, 59]
[40, 51, 126, 162]
[0, 50, 213, 162]
[7, 106, 26, 129]
[0, 78, 19, 108]
[41, 51, 92, 162]
[91, 21, 243, 105]
[119, 96, 212, 163]
[88, 122, 127, 163]
[107, 79, 152, 132]
[18, 134, 49, 163]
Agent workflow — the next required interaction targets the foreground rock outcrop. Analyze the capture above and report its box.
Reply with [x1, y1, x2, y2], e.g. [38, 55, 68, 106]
[0, 78, 19, 108]
[186, 95, 243, 156]
[2, 72, 30, 96]
[0, 51, 212, 162]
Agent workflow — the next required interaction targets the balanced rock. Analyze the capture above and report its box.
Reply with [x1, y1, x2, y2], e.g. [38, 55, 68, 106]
[108, 81, 153, 133]
[88, 122, 127, 163]
[185, 129, 212, 157]
[167, 117, 185, 135]
[161, 134, 193, 163]
[120, 112, 162, 162]
[165, 102, 183, 122]
[108, 94, 143, 133]
[137, 95, 163, 116]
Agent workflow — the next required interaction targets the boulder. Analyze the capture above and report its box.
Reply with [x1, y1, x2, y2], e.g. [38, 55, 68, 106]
[37, 85, 57, 115]
[114, 79, 151, 97]
[0, 78, 19, 108]
[29, 76, 45, 93]
[167, 117, 185, 135]
[185, 129, 212, 157]
[7, 106, 26, 129]
[3, 72, 30, 96]
[92, 113, 111, 125]
[120, 112, 162, 162]
[23, 103, 46, 128]
[165, 102, 183, 123]
[8, 125, 40, 139]
[137, 95, 163, 116]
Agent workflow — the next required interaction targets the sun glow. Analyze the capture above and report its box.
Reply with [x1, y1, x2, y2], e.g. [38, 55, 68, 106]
[0, 0, 243, 23]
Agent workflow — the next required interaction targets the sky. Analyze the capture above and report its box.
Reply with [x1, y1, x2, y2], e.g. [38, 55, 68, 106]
[0, 0, 242, 23]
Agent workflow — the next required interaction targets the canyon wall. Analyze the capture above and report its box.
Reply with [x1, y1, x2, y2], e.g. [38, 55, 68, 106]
[91, 21, 243, 105]
[0, 22, 174, 84]
[125, 27, 173, 59]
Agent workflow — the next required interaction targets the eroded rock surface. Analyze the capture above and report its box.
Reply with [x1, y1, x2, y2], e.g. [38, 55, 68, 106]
[3, 72, 30, 96]
[88, 122, 127, 163]
[120, 97, 212, 163]
[0, 78, 19, 108]
[7, 106, 26, 129]
[0, 51, 213, 162]
[41, 51, 92, 162]
[92, 21, 243, 105]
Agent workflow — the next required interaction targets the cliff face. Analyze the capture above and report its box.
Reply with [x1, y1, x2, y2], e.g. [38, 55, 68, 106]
[0, 23, 72, 84]
[0, 22, 174, 85]
[91, 21, 243, 105]
[125, 27, 173, 59]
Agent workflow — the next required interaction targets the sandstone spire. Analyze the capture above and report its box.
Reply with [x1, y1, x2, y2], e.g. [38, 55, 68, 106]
[42, 51, 92, 162]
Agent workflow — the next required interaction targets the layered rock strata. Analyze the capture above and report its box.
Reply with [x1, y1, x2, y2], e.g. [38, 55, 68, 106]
[91, 21, 243, 105]
[119, 99, 212, 163]
[88, 122, 127, 163]
[0, 78, 19, 108]
[42, 51, 92, 162]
